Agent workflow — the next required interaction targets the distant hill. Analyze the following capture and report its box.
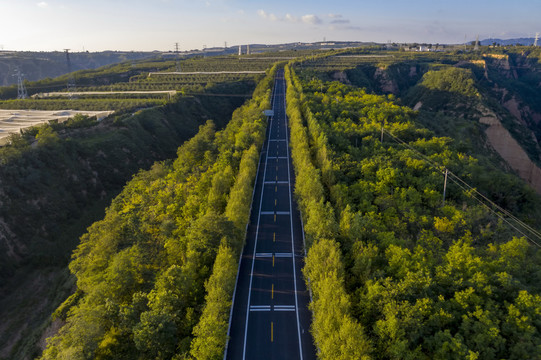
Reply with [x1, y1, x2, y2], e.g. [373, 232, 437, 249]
[0, 51, 156, 86]
[0, 42, 380, 88]
[480, 37, 537, 46]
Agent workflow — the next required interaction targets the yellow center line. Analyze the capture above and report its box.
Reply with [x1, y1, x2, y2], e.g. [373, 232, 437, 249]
[275, 185, 277, 192]
[271, 321, 274, 342]
[273, 232, 276, 242]
[274, 214, 276, 222]
[275, 199, 277, 206]
[272, 283, 274, 298]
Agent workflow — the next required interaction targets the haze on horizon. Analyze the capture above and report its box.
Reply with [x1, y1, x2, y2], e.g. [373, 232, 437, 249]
[0, 0, 539, 52]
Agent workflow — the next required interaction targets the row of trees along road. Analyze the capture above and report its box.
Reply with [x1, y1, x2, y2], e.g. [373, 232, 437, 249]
[285, 62, 541, 360]
[41, 64, 279, 360]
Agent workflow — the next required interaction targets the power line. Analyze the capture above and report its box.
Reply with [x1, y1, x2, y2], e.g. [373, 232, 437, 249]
[381, 127, 541, 247]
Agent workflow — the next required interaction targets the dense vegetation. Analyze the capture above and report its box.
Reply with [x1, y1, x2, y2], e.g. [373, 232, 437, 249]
[0, 80, 253, 360]
[285, 60, 541, 359]
[3, 46, 541, 359]
[40, 65, 277, 359]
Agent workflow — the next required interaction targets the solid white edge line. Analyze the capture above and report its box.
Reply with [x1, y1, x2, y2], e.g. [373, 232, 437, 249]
[241, 78, 278, 360]
[283, 72, 304, 360]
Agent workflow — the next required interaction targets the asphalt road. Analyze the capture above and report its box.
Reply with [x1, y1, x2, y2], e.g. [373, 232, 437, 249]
[225, 70, 316, 360]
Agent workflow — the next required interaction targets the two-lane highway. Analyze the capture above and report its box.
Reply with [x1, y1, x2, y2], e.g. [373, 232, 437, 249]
[225, 70, 316, 360]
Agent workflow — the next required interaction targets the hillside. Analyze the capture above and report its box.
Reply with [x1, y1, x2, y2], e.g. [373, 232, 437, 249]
[284, 49, 541, 359]
[3, 46, 541, 360]
[315, 48, 541, 194]
[39, 64, 277, 360]
[0, 54, 274, 359]
[0, 51, 155, 87]
[480, 38, 537, 46]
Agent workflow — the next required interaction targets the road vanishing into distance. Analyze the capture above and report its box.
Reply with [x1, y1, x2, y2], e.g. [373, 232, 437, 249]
[225, 70, 316, 360]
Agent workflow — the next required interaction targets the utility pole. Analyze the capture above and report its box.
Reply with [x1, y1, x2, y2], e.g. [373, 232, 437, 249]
[238, 45, 242, 56]
[14, 69, 28, 99]
[442, 169, 449, 206]
[64, 49, 76, 98]
[175, 42, 181, 72]
[474, 34, 480, 51]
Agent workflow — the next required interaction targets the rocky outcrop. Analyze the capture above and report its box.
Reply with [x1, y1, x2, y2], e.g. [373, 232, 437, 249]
[333, 71, 350, 84]
[484, 54, 518, 79]
[499, 94, 541, 146]
[479, 109, 541, 194]
[374, 67, 398, 94]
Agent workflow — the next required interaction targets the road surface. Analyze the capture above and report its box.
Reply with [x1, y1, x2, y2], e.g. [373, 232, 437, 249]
[225, 69, 316, 360]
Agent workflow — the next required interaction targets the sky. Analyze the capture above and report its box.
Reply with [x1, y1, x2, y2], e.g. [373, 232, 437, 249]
[0, 0, 540, 52]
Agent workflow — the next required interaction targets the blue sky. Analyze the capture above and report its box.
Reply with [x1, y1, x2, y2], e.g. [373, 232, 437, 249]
[0, 0, 539, 51]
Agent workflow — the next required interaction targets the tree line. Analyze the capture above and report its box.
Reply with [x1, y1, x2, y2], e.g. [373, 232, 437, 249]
[285, 62, 541, 359]
[40, 64, 278, 359]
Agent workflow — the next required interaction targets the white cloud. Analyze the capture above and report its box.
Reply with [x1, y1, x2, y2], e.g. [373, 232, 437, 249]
[257, 9, 278, 21]
[285, 13, 298, 23]
[37, 1, 48, 8]
[328, 13, 343, 19]
[258, 10, 323, 25]
[301, 14, 322, 25]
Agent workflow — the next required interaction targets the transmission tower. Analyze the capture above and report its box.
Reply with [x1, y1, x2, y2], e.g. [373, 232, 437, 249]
[14, 69, 28, 99]
[474, 34, 480, 51]
[238, 45, 242, 56]
[64, 49, 76, 98]
[175, 42, 181, 72]
[535, 33, 540, 47]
